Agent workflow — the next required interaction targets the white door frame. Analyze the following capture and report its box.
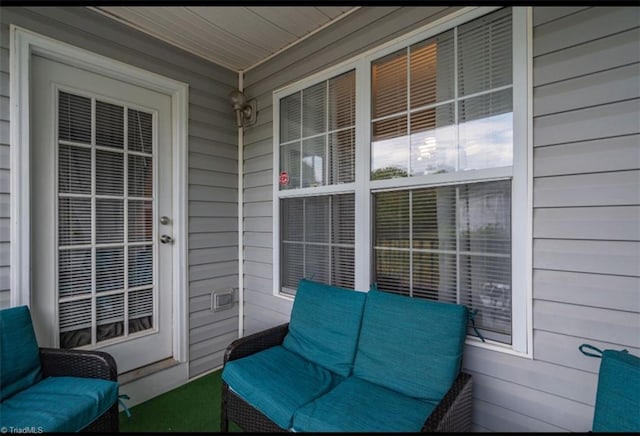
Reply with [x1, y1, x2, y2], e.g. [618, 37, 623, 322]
[9, 25, 189, 363]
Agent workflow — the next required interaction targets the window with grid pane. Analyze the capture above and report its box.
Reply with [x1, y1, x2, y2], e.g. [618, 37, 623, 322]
[277, 70, 356, 295]
[371, 8, 515, 344]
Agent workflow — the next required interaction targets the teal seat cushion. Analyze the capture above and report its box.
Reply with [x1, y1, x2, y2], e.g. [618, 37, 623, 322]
[353, 289, 468, 401]
[292, 376, 437, 432]
[282, 279, 366, 377]
[0, 376, 118, 432]
[0, 306, 43, 401]
[592, 349, 640, 432]
[221, 345, 343, 430]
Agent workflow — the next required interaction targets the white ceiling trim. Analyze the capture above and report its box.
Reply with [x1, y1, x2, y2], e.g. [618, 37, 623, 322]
[88, 6, 360, 73]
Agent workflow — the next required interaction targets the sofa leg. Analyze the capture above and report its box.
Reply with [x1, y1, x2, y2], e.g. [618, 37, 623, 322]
[220, 383, 229, 432]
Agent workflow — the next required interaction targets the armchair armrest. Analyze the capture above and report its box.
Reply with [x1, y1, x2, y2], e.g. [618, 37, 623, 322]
[422, 371, 473, 432]
[223, 323, 289, 364]
[39, 347, 118, 381]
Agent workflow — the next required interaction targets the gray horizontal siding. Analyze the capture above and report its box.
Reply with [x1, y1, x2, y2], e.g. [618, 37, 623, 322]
[524, 5, 639, 434]
[240, 5, 640, 433]
[1, 6, 239, 377]
[0, 33, 8, 307]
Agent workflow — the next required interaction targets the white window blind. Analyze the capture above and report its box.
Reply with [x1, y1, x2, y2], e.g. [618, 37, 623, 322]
[57, 90, 155, 349]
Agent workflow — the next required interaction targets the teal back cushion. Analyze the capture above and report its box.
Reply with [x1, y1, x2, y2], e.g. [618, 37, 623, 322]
[592, 349, 640, 432]
[353, 289, 468, 401]
[282, 279, 366, 377]
[0, 306, 43, 401]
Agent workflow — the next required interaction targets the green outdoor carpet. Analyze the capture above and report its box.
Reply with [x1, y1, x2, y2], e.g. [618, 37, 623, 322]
[119, 369, 241, 432]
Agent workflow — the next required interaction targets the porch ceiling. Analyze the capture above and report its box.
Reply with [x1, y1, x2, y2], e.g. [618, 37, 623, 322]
[91, 6, 358, 72]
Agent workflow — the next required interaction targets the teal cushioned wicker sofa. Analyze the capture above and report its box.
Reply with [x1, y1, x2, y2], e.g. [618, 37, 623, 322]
[221, 279, 473, 432]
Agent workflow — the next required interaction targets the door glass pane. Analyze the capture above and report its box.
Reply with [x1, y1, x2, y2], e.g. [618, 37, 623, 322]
[128, 200, 153, 242]
[96, 100, 124, 149]
[129, 289, 153, 334]
[129, 245, 153, 288]
[128, 109, 153, 154]
[128, 155, 153, 197]
[96, 150, 124, 195]
[59, 197, 91, 246]
[96, 199, 124, 244]
[59, 299, 92, 348]
[59, 145, 91, 194]
[58, 91, 91, 144]
[57, 91, 156, 348]
[96, 247, 124, 292]
[58, 249, 92, 298]
[96, 294, 124, 342]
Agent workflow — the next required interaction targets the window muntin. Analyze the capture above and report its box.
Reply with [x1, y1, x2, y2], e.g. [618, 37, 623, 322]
[371, 7, 513, 180]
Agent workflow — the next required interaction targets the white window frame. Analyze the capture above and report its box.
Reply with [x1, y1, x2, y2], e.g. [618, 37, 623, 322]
[272, 6, 532, 356]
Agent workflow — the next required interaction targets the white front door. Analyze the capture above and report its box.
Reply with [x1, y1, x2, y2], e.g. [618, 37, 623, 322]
[30, 55, 174, 374]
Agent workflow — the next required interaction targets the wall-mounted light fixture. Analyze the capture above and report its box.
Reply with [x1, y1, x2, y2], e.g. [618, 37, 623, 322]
[229, 89, 257, 128]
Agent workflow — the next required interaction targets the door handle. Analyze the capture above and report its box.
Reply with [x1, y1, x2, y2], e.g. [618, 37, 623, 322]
[160, 234, 173, 244]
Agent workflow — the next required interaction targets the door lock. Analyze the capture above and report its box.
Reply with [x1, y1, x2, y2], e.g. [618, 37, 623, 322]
[160, 234, 174, 244]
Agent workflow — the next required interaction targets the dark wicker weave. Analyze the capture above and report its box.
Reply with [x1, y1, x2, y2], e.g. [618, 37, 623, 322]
[39, 347, 120, 432]
[220, 323, 473, 433]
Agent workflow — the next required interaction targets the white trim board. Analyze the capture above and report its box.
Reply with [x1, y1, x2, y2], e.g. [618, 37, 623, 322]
[9, 25, 190, 363]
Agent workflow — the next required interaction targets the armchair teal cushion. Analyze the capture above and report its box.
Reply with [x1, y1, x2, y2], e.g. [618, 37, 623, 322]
[592, 348, 640, 432]
[282, 279, 366, 377]
[0, 306, 43, 401]
[0, 376, 118, 432]
[292, 375, 438, 432]
[221, 345, 343, 429]
[353, 289, 468, 401]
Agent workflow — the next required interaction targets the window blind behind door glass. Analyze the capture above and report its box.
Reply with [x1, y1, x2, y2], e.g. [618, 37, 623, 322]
[57, 90, 156, 347]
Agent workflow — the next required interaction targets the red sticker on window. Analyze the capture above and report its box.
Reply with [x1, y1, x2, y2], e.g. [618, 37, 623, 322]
[279, 171, 289, 185]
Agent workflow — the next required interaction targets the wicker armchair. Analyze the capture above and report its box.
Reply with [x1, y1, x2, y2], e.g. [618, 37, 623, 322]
[221, 323, 473, 433]
[39, 347, 120, 432]
[0, 306, 119, 433]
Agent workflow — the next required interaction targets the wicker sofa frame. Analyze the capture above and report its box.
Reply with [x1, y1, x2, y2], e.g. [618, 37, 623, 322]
[39, 347, 120, 432]
[220, 323, 473, 432]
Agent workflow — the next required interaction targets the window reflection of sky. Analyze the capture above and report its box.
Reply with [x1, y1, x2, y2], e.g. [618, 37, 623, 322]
[371, 112, 513, 177]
